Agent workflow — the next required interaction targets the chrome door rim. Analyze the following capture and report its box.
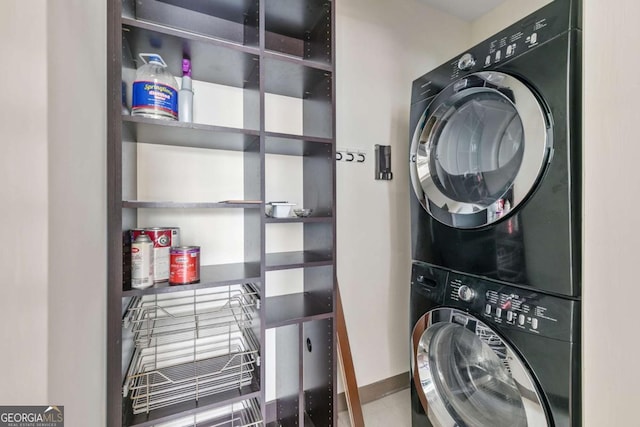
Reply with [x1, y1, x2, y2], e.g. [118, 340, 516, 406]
[411, 308, 549, 427]
[410, 71, 551, 229]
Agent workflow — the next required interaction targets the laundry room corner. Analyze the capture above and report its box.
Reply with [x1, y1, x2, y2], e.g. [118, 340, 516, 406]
[334, 0, 470, 393]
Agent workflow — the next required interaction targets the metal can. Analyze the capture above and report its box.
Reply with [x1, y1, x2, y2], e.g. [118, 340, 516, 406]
[169, 246, 200, 285]
[131, 234, 154, 289]
[131, 228, 172, 282]
[168, 227, 181, 246]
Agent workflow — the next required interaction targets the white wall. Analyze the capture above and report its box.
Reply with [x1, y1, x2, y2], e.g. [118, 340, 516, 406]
[47, 0, 106, 425]
[0, 0, 49, 404]
[582, 2, 640, 424]
[470, 0, 552, 45]
[335, 0, 470, 388]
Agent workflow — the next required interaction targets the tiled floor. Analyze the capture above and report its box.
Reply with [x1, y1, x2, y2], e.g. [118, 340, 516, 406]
[337, 388, 411, 427]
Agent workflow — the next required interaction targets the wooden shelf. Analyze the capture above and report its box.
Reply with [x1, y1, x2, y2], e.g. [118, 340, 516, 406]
[265, 251, 333, 271]
[265, 216, 332, 224]
[126, 387, 261, 427]
[122, 115, 260, 150]
[122, 263, 261, 296]
[123, 200, 262, 209]
[262, 50, 332, 73]
[265, 131, 333, 156]
[265, 293, 333, 328]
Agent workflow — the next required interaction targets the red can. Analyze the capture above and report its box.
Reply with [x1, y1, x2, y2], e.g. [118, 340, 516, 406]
[169, 246, 200, 285]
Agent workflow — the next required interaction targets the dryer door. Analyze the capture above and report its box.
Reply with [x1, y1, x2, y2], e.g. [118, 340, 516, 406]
[411, 308, 549, 427]
[410, 72, 551, 229]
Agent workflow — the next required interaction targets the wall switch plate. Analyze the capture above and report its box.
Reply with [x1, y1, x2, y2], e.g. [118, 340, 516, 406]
[375, 144, 392, 180]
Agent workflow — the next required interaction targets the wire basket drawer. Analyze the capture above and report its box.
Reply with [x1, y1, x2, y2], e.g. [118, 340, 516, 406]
[123, 284, 261, 415]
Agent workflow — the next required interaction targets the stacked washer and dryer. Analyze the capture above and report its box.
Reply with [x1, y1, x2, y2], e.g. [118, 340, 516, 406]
[408, 1, 581, 426]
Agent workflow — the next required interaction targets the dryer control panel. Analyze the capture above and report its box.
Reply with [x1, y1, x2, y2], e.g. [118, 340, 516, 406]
[444, 272, 578, 342]
[411, 1, 576, 105]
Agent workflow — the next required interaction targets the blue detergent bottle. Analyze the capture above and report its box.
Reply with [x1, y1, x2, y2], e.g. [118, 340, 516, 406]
[131, 53, 179, 120]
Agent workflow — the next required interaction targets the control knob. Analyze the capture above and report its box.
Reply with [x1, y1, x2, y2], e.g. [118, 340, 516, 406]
[457, 285, 476, 302]
[457, 53, 476, 71]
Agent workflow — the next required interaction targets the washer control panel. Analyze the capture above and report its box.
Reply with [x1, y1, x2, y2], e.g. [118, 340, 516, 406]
[446, 272, 577, 342]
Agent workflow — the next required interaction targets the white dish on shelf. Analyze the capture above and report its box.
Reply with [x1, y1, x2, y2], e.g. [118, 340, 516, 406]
[266, 202, 296, 218]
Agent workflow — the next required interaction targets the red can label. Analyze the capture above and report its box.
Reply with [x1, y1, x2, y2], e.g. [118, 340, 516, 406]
[170, 246, 200, 285]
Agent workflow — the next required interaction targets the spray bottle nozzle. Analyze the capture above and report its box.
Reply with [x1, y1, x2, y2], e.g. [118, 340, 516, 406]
[182, 59, 192, 77]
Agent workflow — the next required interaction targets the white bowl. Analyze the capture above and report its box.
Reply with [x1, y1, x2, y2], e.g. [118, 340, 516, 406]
[266, 202, 296, 218]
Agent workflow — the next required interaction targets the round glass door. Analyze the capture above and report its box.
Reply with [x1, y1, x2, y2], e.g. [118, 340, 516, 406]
[410, 72, 551, 229]
[412, 308, 548, 427]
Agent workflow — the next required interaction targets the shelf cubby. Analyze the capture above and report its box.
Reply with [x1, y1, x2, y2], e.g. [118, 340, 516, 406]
[265, 293, 333, 328]
[122, 21, 260, 89]
[264, 56, 332, 99]
[124, 0, 260, 48]
[264, 0, 332, 66]
[265, 264, 333, 328]
[267, 318, 334, 427]
[270, 323, 300, 427]
[302, 318, 334, 427]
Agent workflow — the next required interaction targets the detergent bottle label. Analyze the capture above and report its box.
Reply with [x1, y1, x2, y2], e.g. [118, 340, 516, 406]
[132, 81, 178, 119]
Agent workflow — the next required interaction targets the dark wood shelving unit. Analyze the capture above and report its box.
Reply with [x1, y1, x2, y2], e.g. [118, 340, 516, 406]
[108, 0, 336, 426]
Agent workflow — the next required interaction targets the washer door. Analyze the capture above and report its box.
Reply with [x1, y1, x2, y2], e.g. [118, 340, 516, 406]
[410, 72, 551, 229]
[411, 308, 548, 427]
